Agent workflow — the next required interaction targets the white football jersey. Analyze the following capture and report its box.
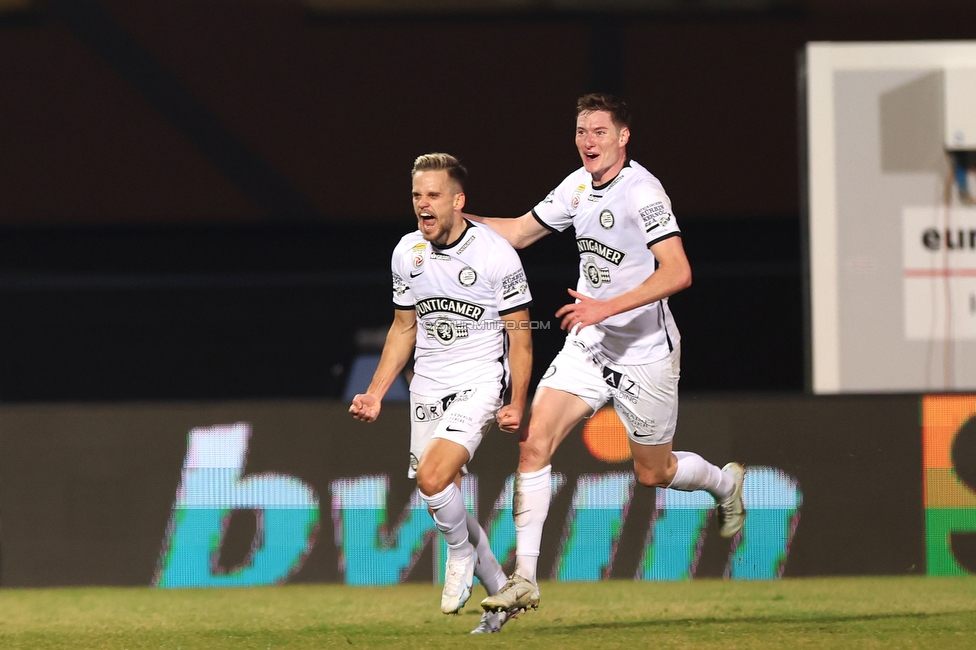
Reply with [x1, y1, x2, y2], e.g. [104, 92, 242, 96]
[392, 220, 533, 397]
[532, 159, 681, 365]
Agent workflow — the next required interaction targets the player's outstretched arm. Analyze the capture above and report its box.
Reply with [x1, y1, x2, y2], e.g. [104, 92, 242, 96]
[496, 308, 532, 433]
[555, 236, 692, 331]
[463, 211, 550, 250]
[349, 308, 417, 423]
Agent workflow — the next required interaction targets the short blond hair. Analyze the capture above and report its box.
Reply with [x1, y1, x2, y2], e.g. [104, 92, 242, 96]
[411, 153, 467, 191]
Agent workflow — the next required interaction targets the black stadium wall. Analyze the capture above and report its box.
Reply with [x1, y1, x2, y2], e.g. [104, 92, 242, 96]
[3, 393, 970, 588]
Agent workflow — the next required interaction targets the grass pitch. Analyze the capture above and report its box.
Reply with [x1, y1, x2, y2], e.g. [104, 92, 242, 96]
[0, 577, 974, 649]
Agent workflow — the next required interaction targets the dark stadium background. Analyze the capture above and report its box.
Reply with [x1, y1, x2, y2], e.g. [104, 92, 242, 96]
[2, 0, 976, 590]
[3, 0, 974, 403]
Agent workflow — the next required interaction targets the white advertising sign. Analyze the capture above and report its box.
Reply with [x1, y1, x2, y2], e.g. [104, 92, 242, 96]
[903, 207, 976, 340]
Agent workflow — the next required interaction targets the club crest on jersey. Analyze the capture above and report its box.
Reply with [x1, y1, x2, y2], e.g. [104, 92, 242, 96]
[424, 318, 469, 345]
[411, 242, 426, 268]
[458, 267, 477, 287]
[577, 237, 625, 265]
[599, 209, 614, 229]
[583, 256, 612, 288]
[571, 183, 586, 209]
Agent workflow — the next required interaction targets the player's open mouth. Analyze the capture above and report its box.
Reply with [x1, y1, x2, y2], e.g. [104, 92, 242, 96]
[419, 212, 436, 228]
[585, 153, 599, 160]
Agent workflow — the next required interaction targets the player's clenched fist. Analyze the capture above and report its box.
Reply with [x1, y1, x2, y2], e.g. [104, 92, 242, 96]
[349, 393, 381, 422]
[496, 404, 522, 433]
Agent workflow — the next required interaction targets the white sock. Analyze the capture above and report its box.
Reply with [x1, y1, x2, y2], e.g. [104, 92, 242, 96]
[667, 451, 734, 500]
[513, 465, 552, 584]
[466, 512, 506, 595]
[421, 484, 472, 558]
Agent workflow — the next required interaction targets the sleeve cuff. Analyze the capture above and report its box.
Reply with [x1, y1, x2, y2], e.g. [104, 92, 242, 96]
[499, 301, 533, 316]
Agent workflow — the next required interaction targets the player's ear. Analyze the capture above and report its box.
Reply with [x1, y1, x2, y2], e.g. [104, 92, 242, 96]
[618, 126, 630, 146]
[454, 192, 466, 211]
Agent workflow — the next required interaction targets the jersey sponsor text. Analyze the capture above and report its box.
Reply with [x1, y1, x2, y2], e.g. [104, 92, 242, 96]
[415, 297, 486, 321]
[577, 237, 626, 266]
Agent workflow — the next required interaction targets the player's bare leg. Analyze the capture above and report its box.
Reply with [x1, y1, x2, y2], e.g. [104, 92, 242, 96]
[631, 441, 745, 538]
[417, 439, 478, 614]
[481, 388, 591, 614]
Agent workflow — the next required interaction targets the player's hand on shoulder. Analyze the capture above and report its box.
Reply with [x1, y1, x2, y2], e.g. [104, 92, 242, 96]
[349, 393, 381, 422]
[496, 404, 522, 433]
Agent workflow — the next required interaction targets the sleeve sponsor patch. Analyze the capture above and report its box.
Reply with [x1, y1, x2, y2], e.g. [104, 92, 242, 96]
[639, 202, 673, 232]
[392, 272, 408, 297]
[501, 269, 528, 300]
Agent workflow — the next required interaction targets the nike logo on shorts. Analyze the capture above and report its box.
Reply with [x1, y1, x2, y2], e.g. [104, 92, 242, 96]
[445, 426, 464, 433]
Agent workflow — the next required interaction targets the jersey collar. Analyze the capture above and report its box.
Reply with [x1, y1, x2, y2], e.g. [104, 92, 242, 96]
[592, 158, 632, 192]
[431, 219, 476, 251]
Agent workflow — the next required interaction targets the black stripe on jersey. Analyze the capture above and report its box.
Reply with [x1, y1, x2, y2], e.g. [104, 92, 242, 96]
[499, 301, 532, 317]
[646, 231, 682, 249]
[531, 209, 560, 233]
[657, 301, 674, 353]
[498, 336, 509, 399]
[393, 302, 416, 310]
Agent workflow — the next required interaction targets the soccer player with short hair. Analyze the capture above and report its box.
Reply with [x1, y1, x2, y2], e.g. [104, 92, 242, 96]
[470, 94, 746, 615]
[349, 153, 533, 634]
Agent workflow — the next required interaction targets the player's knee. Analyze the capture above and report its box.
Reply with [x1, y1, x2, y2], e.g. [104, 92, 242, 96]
[518, 423, 554, 469]
[415, 468, 451, 496]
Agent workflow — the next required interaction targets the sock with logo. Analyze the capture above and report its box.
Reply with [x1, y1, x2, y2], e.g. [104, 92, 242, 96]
[667, 451, 734, 501]
[513, 464, 552, 584]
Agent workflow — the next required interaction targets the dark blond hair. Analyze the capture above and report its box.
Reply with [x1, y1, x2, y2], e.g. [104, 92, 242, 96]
[577, 93, 632, 129]
[411, 153, 467, 191]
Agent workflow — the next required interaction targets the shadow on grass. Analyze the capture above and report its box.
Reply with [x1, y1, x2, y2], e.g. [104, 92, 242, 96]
[534, 609, 976, 634]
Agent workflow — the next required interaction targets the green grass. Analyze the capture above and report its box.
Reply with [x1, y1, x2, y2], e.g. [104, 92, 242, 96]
[0, 577, 974, 649]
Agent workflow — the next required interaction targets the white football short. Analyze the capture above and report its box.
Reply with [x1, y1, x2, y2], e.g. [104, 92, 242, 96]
[536, 336, 680, 446]
[407, 386, 503, 478]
